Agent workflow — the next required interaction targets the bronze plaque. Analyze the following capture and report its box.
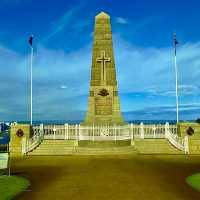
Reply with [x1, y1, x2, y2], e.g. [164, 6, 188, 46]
[95, 97, 112, 115]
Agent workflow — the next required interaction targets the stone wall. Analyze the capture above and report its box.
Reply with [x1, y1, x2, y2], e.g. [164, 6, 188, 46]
[178, 122, 200, 138]
[178, 122, 200, 154]
[10, 124, 31, 157]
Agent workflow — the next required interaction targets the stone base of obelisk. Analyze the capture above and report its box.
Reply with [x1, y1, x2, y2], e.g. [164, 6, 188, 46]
[83, 117, 125, 125]
[83, 88, 125, 125]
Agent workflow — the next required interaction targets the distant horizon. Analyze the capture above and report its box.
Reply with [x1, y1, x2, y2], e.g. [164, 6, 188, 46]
[0, 110, 199, 122]
[1, 118, 196, 124]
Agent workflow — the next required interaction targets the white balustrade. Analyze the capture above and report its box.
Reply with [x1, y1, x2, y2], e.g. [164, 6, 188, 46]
[23, 124, 44, 154]
[164, 122, 189, 154]
[26, 123, 188, 154]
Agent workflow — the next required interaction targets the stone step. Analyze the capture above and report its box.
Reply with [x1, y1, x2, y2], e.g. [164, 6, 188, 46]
[28, 144, 137, 155]
[78, 140, 131, 147]
[29, 150, 136, 156]
[134, 139, 184, 154]
[42, 140, 76, 144]
[36, 145, 75, 148]
[27, 139, 185, 155]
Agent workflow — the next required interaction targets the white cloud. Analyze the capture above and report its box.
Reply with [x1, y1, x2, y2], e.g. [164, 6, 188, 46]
[113, 35, 200, 95]
[43, 3, 86, 42]
[116, 17, 129, 24]
[0, 35, 200, 120]
[60, 85, 68, 89]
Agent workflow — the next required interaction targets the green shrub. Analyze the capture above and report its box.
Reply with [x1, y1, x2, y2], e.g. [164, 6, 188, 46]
[196, 118, 200, 124]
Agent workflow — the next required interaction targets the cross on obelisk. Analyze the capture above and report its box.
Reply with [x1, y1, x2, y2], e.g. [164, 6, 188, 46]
[96, 50, 110, 85]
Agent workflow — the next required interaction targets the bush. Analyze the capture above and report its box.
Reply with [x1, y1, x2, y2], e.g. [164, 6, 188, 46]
[196, 118, 200, 124]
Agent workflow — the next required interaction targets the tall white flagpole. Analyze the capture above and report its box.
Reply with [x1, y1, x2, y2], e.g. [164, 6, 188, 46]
[29, 35, 34, 125]
[30, 46, 33, 125]
[174, 33, 179, 123]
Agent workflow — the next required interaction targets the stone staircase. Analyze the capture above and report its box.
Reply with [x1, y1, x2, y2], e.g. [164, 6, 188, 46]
[134, 139, 184, 154]
[27, 138, 186, 156]
[28, 140, 137, 156]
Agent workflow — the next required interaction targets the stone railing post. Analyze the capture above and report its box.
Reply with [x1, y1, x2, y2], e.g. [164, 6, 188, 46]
[184, 135, 189, 154]
[75, 124, 78, 141]
[53, 125, 56, 140]
[165, 122, 169, 138]
[114, 125, 117, 141]
[64, 123, 68, 140]
[92, 124, 95, 141]
[21, 137, 27, 155]
[39, 124, 44, 139]
[140, 122, 144, 139]
[78, 124, 80, 141]
[153, 125, 156, 138]
[130, 123, 134, 140]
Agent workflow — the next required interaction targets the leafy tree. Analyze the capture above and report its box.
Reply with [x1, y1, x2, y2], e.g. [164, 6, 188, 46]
[196, 118, 200, 124]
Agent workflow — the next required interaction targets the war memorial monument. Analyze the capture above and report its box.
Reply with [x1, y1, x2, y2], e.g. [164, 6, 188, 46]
[84, 12, 124, 125]
[9, 12, 200, 156]
[0, 0, 199, 197]
[1, 10, 200, 200]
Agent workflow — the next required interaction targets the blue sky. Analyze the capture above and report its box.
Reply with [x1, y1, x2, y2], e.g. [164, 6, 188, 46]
[0, 0, 200, 121]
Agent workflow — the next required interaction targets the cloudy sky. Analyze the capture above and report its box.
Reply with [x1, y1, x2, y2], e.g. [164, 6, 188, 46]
[0, 0, 200, 121]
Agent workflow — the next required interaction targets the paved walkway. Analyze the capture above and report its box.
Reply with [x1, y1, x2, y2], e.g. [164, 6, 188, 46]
[12, 155, 200, 200]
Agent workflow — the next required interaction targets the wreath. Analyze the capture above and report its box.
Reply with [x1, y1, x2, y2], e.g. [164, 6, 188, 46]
[98, 89, 109, 97]
[16, 129, 24, 137]
[186, 127, 194, 136]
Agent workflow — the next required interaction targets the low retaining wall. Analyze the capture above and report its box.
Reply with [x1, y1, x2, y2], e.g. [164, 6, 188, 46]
[10, 124, 31, 157]
[178, 122, 200, 137]
[178, 123, 200, 154]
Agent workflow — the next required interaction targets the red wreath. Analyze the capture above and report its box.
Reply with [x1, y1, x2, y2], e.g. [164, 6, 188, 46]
[16, 129, 24, 137]
[186, 127, 194, 136]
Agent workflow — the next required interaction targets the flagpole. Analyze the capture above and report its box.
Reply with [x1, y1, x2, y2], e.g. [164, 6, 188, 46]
[175, 53, 179, 123]
[174, 33, 179, 123]
[30, 46, 33, 125]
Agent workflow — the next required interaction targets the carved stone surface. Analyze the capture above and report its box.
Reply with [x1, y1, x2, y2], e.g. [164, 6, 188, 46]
[84, 12, 124, 125]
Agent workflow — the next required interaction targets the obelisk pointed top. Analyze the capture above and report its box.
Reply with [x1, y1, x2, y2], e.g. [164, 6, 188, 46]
[96, 11, 110, 19]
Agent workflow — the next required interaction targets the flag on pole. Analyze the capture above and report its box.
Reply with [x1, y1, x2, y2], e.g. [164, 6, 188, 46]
[173, 32, 178, 55]
[29, 35, 34, 47]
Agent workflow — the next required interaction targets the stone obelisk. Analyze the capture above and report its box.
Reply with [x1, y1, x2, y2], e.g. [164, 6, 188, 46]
[84, 11, 124, 125]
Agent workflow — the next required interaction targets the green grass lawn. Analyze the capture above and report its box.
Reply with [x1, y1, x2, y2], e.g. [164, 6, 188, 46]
[0, 176, 30, 200]
[186, 173, 200, 192]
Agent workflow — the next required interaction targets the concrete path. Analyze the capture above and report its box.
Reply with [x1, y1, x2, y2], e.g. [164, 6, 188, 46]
[12, 155, 200, 200]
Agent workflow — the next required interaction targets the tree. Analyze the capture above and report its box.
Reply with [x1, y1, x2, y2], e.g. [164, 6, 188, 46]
[196, 118, 200, 124]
